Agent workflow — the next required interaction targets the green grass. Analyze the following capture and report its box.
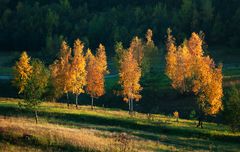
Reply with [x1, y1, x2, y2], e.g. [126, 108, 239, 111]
[0, 98, 239, 151]
[0, 67, 13, 75]
[105, 67, 240, 91]
[209, 46, 240, 64]
[223, 68, 240, 76]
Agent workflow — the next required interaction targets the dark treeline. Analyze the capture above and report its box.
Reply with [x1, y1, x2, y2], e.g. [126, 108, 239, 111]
[0, 0, 240, 56]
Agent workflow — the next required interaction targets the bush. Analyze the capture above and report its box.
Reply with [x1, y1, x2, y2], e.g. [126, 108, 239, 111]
[223, 85, 240, 132]
[173, 111, 179, 122]
[189, 110, 196, 120]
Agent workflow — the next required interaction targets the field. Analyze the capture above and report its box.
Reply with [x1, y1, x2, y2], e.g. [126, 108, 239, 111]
[0, 98, 239, 152]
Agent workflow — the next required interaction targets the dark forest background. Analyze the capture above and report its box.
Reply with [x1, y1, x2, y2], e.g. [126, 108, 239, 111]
[0, 0, 240, 57]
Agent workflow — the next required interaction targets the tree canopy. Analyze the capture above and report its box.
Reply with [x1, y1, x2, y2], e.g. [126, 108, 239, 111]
[1, 0, 240, 56]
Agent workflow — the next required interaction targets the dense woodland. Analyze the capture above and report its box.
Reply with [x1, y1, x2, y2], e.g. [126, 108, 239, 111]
[1, 0, 240, 56]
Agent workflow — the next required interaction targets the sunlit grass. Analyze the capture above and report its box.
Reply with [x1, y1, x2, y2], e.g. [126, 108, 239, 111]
[0, 117, 111, 151]
[0, 98, 240, 151]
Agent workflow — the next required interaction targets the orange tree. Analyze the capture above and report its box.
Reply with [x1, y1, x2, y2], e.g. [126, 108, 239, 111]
[85, 48, 107, 109]
[165, 30, 223, 127]
[49, 41, 72, 105]
[119, 49, 142, 113]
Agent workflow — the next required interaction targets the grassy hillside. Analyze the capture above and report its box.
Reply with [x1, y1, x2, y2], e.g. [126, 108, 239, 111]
[0, 98, 239, 152]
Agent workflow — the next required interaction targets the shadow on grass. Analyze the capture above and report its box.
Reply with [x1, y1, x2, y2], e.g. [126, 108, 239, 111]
[142, 132, 219, 151]
[0, 105, 239, 146]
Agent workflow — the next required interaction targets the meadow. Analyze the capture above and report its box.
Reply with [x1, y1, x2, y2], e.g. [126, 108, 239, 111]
[0, 98, 240, 152]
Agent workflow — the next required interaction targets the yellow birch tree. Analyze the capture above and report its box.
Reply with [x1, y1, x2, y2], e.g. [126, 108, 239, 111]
[13, 51, 33, 94]
[119, 50, 142, 113]
[165, 28, 177, 88]
[188, 32, 203, 57]
[129, 36, 144, 66]
[96, 43, 108, 74]
[49, 41, 72, 106]
[165, 31, 223, 127]
[69, 39, 87, 108]
[173, 41, 192, 92]
[192, 57, 223, 115]
[86, 49, 105, 109]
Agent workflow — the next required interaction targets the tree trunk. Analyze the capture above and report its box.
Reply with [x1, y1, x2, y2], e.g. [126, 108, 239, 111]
[183, 78, 186, 92]
[128, 99, 131, 114]
[35, 110, 38, 124]
[91, 97, 94, 110]
[67, 93, 69, 108]
[197, 119, 203, 128]
[196, 107, 204, 128]
[131, 98, 134, 112]
[197, 113, 204, 128]
[75, 94, 78, 109]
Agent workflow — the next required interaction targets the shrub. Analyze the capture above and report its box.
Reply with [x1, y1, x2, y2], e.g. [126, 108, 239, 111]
[173, 111, 179, 122]
[189, 110, 196, 120]
[223, 85, 240, 132]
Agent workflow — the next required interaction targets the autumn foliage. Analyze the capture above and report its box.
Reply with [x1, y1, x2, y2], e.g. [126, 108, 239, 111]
[119, 50, 142, 112]
[69, 39, 87, 108]
[50, 41, 72, 101]
[14, 52, 49, 123]
[166, 30, 223, 115]
[86, 45, 107, 109]
[13, 51, 33, 94]
[165, 28, 177, 87]
[129, 36, 144, 66]
[13, 27, 225, 121]
[96, 44, 108, 75]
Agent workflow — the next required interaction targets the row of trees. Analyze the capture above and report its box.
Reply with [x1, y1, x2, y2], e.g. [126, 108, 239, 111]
[49, 40, 108, 109]
[13, 39, 109, 122]
[13, 28, 225, 127]
[13, 29, 160, 121]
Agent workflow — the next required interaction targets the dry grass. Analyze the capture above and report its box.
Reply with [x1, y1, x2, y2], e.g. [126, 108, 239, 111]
[0, 142, 43, 152]
[0, 116, 177, 152]
[0, 117, 162, 152]
[0, 117, 111, 151]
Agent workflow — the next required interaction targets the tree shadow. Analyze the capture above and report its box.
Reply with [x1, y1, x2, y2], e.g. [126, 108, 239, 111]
[0, 105, 239, 147]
